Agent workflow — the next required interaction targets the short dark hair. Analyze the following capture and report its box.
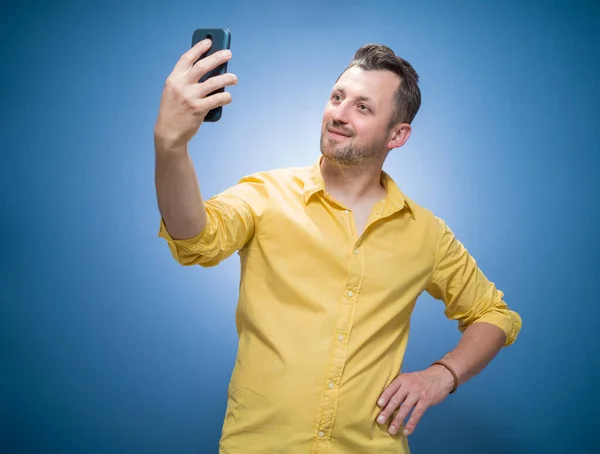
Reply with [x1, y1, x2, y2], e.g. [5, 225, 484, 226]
[339, 44, 421, 125]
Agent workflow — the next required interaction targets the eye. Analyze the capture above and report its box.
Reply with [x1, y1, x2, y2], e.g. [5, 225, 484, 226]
[331, 94, 342, 102]
[358, 104, 370, 112]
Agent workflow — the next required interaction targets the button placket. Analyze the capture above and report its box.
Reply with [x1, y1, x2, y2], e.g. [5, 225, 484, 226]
[313, 234, 365, 446]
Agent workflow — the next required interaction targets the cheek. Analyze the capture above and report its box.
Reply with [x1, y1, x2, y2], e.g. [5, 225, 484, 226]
[352, 122, 370, 140]
[356, 122, 385, 141]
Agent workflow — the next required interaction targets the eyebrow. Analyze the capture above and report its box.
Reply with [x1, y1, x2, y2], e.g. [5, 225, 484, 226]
[334, 88, 374, 104]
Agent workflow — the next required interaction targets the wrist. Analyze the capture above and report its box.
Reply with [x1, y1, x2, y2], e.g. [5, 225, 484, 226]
[431, 360, 459, 394]
[154, 130, 188, 155]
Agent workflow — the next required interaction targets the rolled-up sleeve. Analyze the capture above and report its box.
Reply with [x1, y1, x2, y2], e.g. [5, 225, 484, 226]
[158, 174, 268, 267]
[426, 217, 522, 347]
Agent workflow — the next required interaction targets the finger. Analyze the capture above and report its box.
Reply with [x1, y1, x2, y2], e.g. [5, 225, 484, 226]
[188, 49, 232, 83]
[377, 377, 403, 408]
[403, 401, 428, 436]
[191, 91, 232, 116]
[389, 395, 419, 435]
[376, 386, 408, 425]
[173, 38, 213, 75]
[191, 73, 238, 98]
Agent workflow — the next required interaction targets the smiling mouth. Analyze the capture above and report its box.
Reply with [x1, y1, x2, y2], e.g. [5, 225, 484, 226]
[327, 129, 351, 138]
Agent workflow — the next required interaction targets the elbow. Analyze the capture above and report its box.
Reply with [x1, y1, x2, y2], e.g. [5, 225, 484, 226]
[467, 306, 523, 347]
[454, 294, 523, 347]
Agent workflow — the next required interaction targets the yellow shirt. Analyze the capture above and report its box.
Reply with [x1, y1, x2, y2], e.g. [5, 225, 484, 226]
[158, 157, 522, 454]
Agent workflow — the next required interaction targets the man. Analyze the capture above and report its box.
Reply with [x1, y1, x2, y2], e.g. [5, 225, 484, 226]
[154, 39, 522, 454]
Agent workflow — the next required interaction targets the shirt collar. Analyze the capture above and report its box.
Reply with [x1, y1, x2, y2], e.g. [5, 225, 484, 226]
[302, 156, 415, 218]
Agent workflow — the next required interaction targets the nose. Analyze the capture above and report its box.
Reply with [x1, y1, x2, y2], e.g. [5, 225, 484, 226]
[331, 101, 349, 124]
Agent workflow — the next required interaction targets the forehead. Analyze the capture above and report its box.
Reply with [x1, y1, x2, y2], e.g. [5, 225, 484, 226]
[333, 66, 401, 104]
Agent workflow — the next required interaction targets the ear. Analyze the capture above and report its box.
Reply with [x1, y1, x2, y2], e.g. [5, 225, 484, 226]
[387, 123, 412, 150]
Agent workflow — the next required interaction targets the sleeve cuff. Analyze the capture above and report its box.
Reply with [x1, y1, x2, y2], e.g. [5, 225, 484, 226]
[470, 309, 523, 347]
[157, 218, 214, 266]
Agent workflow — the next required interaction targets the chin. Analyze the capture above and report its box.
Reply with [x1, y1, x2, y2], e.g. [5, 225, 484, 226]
[320, 141, 340, 160]
[322, 150, 359, 168]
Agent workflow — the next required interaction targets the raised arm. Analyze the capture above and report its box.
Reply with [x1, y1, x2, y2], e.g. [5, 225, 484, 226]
[154, 38, 237, 240]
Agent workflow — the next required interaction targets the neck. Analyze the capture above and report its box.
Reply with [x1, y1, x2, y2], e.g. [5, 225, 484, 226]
[320, 155, 387, 206]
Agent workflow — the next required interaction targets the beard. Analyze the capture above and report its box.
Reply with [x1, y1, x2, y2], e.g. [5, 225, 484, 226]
[319, 122, 389, 168]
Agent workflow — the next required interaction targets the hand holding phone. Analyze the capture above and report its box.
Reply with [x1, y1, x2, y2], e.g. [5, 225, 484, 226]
[154, 29, 236, 151]
[191, 28, 232, 122]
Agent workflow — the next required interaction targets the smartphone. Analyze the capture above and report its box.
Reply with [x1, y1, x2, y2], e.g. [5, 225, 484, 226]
[191, 28, 232, 122]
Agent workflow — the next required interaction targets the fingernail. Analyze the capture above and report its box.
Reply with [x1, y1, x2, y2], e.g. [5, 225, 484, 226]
[222, 50, 231, 57]
[389, 425, 397, 435]
[404, 429, 410, 436]
[377, 415, 385, 424]
[377, 398, 384, 406]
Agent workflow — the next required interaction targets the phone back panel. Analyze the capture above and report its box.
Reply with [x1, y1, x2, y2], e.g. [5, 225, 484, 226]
[191, 28, 231, 122]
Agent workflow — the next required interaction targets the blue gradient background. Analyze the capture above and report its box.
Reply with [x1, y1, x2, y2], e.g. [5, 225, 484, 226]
[2, 0, 599, 453]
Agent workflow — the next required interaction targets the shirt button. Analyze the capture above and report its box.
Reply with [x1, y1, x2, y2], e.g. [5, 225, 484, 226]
[347, 291, 353, 297]
[328, 382, 334, 389]
[354, 249, 359, 255]
[338, 335, 345, 341]
[344, 209, 349, 214]
[318, 431, 325, 437]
